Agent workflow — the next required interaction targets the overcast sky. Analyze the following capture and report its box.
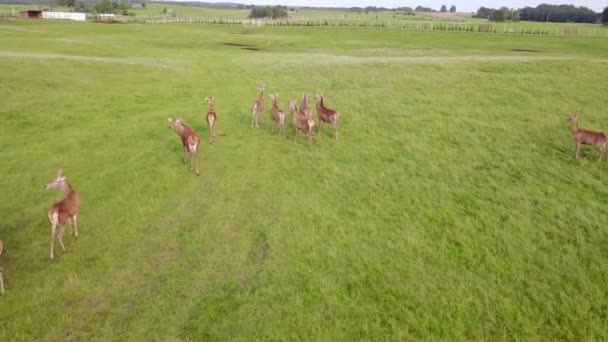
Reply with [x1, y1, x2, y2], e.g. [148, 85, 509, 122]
[198, 1, 607, 12]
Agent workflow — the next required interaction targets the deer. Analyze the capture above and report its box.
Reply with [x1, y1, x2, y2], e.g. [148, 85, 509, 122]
[250, 81, 265, 129]
[45, 169, 80, 260]
[0, 239, 5, 294]
[289, 99, 315, 150]
[315, 94, 340, 141]
[168, 117, 200, 175]
[204, 96, 217, 144]
[568, 112, 607, 161]
[269, 93, 286, 137]
[300, 92, 313, 121]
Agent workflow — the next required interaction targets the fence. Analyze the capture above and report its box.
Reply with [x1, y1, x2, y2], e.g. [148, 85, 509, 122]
[42, 11, 86, 21]
[114, 15, 608, 38]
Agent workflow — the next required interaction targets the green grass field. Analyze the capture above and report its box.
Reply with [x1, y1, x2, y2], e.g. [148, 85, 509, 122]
[1, 18, 608, 340]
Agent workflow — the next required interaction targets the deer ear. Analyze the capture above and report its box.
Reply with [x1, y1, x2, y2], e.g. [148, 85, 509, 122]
[167, 118, 172, 122]
[57, 169, 64, 177]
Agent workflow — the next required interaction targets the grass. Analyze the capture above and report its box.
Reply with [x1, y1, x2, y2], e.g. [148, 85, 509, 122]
[1, 19, 608, 340]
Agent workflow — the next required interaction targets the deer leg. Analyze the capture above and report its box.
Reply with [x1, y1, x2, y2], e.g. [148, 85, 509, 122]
[58, 224, 66, 253]
[49, 221, 57, 260]
[575, 142, 581, 159]
[73, 214, 79, 238]
[194, 151, 200, 176]
[307, 131, 312, 151]
[0, 268, 4, 294]
[209, 126, 213, 144]
[333, 122, 338, 141]
[183, 147, 188, 163]
[250, 113, 254, 130]
[212, 126, 216, 143]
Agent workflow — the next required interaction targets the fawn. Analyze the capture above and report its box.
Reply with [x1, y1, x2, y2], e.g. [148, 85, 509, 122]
[269, 93, 286, 137]
[289, 99, 315, 150]
[205, 96, 217, 144]
[315, 94, 339, 141]
[168, 117, 200, 175]
[568, 112, 607, 161]
[251, 81, 265, 129]
[45, 169, 80, 260]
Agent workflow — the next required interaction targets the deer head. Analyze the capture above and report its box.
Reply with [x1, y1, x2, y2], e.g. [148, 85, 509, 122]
[204, 97, 215, 106]
[256, 81, 265, 94]
[301, 92, 308, 107]
[45, 169, 66, 190]
[167, 117, 183, 129]
[567, 112, 579, 123]
[288, 99, 298, 112]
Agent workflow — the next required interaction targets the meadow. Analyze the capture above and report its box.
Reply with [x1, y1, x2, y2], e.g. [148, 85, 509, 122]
[1, 17, 608, 340]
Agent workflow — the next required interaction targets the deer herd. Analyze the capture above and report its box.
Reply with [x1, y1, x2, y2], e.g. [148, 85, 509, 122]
[0, 82, 601, 296]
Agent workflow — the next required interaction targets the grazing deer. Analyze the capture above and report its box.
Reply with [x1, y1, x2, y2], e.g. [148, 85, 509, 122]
[168, 117, 200, 175]
[45, 169, 80, 260]
[250, 81, 265, 129]
[204, 96, 217, 144]
[269, 93, 286, 137]
[289, 99, 315, 150]
[315, 94, 340, 141]
[0, 239, 5, 294]
[568, 112, 607, 161]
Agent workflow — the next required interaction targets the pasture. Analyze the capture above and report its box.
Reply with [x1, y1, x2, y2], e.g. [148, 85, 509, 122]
[1, 18, 608, 340]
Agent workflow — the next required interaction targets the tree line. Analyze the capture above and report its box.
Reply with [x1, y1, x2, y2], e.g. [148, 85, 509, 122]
[476, 4, 604, 24]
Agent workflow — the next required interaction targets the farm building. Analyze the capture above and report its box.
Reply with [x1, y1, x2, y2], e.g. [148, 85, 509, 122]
[19, 10, 42, 19]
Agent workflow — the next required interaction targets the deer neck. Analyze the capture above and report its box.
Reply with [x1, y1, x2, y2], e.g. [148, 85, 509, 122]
[60, 182, 73, 197]
[208, 104, 214, 112]
[570, 120, 579, 134]
[258, 89, 264, 102]
[173, 124, 186, 135]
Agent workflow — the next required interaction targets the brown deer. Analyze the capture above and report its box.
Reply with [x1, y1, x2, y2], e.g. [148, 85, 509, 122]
[45, 169, 80, 260]
[250, 81, 265, 129]
[289, 99, 315, 150]
[299, 92, 313, 121]
[269, 93, 286, 137]
[204, 96, 217, 144]
[568, 112, 607, 161]
[315, 94, 340, 141]
[0, 239, 5, 294]
[168, 117, 200, 175]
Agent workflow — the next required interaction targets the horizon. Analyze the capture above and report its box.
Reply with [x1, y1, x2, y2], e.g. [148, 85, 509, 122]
[157, 0, 607, 13]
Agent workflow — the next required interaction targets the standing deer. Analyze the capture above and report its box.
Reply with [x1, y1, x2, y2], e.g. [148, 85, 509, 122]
[568, 112, 607, 161]
[269, 93, 286, 137]
[300, 92, 313, 121]
[45, 169, 80, 260]
[204, 96, 217, 144]
[250, 81, 265, 129]
[0, 239, 5, 294]
[315, 94, 340, 141]
[168, 117, 200, 175]
[289, 99, 315, 150]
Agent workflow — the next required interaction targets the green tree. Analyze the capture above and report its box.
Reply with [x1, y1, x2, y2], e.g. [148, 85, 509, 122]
[440, 5, 447, 12]
[449, 5, 456, 13]
[94, 0, 114, 13]
[56, 0, 75, 7]
[603, 7, 608, 25]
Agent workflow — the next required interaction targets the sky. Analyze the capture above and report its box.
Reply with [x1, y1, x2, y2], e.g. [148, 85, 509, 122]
[195, 1, 607, 12]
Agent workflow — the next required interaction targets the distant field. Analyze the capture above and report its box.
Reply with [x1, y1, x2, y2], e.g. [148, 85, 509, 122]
[1, 18, 608, 340]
